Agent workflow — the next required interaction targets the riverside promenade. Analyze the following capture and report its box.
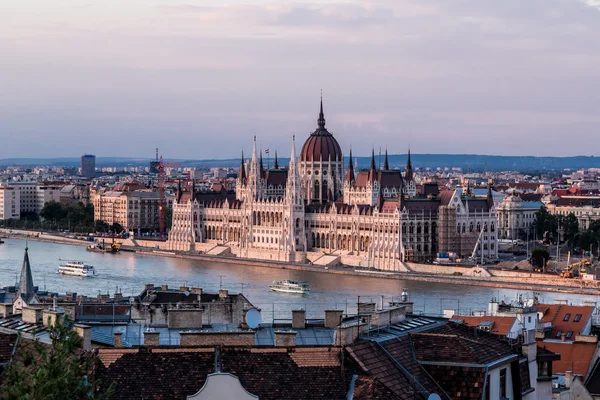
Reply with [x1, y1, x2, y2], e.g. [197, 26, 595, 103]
[2, 228, 600, 296]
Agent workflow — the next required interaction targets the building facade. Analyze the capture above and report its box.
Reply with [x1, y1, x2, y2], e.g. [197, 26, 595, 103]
[166, 100, 498, 269]
[496, 195, 544, 240]
[0, 182, 61, 218]
[81, 154, 96, 178]
[92, 189, 174, 231]
[0, 186, 20, 220]
[546, 196, 600, 231]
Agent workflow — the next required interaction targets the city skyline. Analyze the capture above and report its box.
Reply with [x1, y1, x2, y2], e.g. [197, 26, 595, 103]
[2, 0, 600, 159]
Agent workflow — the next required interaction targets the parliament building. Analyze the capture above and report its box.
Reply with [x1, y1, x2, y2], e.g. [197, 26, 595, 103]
[166, 100, 498, 270]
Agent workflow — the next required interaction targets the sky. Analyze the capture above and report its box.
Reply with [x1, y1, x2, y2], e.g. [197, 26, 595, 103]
[1, 0, 600, 159]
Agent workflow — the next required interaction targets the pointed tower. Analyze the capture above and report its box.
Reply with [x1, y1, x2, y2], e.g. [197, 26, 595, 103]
[246, 136, 262, 200]
[369, 148, 377, 182]
[285, 136, 307, 255]
[405, 149, 413, 182]
[345, 149, 355, 184]
[273, 151, 279, 169]
[383, 149, 389, 171]
[13, 244, 38, 313]
[240, 151, 246, 182]
[486, 183, 494, 209]
[318, 95, 326, 130]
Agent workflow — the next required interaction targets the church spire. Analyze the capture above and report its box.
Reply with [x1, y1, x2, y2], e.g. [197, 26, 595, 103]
[259, 150, 264, 177]
[406, 148, 413, 182]
[383, 148, 389, 171]
[273, 151, 279, 169]
[317, 93, 326, 129]
[369, 148, 377, 182]
[346, 149, 355, 184]
[18, 244, 35, 303]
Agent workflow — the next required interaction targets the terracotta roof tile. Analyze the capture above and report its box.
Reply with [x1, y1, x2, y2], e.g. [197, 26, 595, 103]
[452, 315, 517, 337]
[539, 341, 597, 376]
[537, 304, 595, 338]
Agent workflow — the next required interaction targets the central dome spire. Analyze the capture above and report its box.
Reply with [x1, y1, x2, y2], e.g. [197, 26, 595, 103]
[317, 94, 326, 129]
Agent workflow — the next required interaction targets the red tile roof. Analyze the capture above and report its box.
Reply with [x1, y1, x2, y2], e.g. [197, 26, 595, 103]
[453, 315, 517, 337]
[537, 304, 594, 338]
[538, 341, 597, 376]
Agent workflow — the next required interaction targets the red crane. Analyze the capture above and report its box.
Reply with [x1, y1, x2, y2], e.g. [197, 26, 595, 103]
[157, 155, 180, 239]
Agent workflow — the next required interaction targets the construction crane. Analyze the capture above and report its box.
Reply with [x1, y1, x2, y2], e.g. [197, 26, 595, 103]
[156, 154, 180, 239]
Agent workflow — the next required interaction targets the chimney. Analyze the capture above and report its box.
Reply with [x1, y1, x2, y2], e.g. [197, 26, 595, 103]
[561, 332, 566, 342]
[42, 308, 65, 327]
[218, 289, 228, 299]
[144, 331, 160, 346]
[191, 287, 203, 295]
[292, 310, 306, 329]
[324, 310, 343, 328]
[161, 284, 168, 291]
[144, 284, 155, 290]
[74, 324, 92, 351]
[565, 371, 573, 388]
[113, 332, 123, 348]
[274, 330, 297, 347]
[180, 286, 190, 292]
[22, 306, 43, 324]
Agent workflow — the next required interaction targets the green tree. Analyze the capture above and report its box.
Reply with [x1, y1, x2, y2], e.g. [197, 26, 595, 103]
[531, 247, 550, 269]
[1, 316, 115, 399]
[110, 222, 123, 233]
[94, 220, 109, 233]
[535, 207, 557, 241]
[562, 213, 579, 249]
[40, 201, 66, 222]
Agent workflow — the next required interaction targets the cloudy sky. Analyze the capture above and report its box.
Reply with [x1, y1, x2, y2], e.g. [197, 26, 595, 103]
[1, 0, 599, 159]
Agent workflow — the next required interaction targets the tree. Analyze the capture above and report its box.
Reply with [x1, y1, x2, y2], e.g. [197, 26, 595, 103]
[1, 315, 115, 399]
[94, 220, 109, 233]
[40, 201, 66, 222]
[110, 222, 123, 233]
[535, 207, 557, 242]
[562, 213, 579, 249]
[531, 247, 550, 269]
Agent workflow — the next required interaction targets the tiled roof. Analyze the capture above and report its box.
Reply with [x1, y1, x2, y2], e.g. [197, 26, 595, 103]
[423, 364, 486, 400]
[346, 341, 421, 400]
[537, 304, 594, 338]
[411, 323, 517, 366]
[0, 333, 17, 364]
[452, 315, 517, 336]
[352, 376, 405, 400]
[95, 346, 350, 400]
[379, 336, 449, 398]
[538, 341, 597, 376]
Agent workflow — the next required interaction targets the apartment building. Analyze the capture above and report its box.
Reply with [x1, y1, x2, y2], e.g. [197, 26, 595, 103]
[0, 182, 61, 217]
[92, 189, 173, 231]
[0, 186, 20, 220]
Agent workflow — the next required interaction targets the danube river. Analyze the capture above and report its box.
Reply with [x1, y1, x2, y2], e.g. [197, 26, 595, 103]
[0, 239, 597, 321]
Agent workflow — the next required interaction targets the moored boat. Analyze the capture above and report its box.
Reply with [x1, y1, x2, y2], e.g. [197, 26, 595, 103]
[269, 279, 310, 294]
[57, 261, 96, 277]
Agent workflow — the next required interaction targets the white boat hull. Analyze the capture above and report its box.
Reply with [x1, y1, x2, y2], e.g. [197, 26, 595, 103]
[269, 286, 310, 294]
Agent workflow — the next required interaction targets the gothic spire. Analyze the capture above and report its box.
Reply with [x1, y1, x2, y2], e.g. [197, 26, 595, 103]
[239, 151, 246, 182]
[317, 93, 326, 129]
[259, 150, 264, 176]
[369, 148, 377, 182]
[383, 148, 389, 171]
[346, 148, 355, 184]
[18, 244, 35, 303]
[273, 151, 279, 169]
[406, 148, 413, 182]
[487, 183, 494, 209]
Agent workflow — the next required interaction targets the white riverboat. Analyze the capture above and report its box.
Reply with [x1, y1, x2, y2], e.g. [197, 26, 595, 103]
[57, 261, 96, 277]
[269, 279, 310, 294]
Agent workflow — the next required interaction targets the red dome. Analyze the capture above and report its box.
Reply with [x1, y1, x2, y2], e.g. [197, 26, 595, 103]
[300, 100, 342, 162]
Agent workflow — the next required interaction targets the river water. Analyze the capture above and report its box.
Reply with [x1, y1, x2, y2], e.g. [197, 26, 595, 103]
[0, 239, 597, 322]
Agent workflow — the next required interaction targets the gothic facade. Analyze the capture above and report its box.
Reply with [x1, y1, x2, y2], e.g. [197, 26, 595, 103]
[166, 100, 498, 269]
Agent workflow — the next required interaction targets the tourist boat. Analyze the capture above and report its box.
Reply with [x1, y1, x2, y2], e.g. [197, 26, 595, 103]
[57, 261, 96, 277]
[269, 279, 310, 294]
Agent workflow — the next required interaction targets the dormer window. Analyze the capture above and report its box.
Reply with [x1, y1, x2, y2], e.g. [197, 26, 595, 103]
[563, 314, 571, 321]
[555, 330, 562, 338]
[566, 331, 573, 339]
[574, 314, 582, 322]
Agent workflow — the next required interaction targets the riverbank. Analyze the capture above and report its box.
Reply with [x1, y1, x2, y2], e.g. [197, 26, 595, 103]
[3, 229, 600, 296]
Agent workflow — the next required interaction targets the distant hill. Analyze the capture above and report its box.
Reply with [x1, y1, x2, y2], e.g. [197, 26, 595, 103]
[1, 154, 598, 172]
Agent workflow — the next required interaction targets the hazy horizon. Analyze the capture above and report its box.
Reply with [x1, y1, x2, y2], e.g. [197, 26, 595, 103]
[2, 0, 600, 159]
